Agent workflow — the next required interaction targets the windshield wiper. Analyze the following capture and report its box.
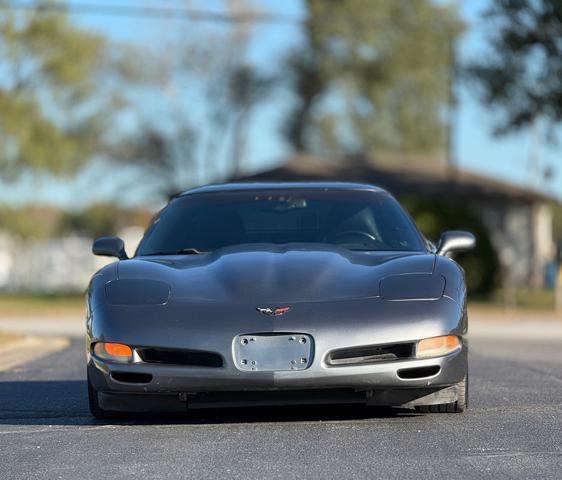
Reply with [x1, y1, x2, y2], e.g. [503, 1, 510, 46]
[143, 248, 206, 256]
[176, 247, 206, 255]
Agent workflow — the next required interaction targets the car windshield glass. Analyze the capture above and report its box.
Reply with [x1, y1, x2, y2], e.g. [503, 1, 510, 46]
[137, 189, 425, 255]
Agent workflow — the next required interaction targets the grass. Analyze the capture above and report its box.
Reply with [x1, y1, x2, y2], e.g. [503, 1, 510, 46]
[0, 293, 84, 317]
[469, 289, 557, 312]
[0, 331, 23, 347]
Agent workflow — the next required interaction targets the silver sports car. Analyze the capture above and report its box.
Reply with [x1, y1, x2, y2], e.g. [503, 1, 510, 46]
[87, 182, 475, 418]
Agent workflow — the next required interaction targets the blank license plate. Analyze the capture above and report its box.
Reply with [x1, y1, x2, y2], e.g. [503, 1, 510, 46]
[233, 334, 313, 372]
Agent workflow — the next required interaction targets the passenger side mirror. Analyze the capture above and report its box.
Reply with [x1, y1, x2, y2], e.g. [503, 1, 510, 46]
[92, 236, 128, 260]
[437, 231, 476, 256]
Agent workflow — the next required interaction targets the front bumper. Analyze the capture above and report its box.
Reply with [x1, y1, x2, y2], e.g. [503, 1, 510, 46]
[88, 296, 468, 410]
[88, 344, 467, 411]
[90, 345, 466, 392]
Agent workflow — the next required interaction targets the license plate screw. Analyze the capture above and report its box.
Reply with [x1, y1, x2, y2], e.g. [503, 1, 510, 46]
[290, 359, 296, 365]
[251, 360, 257, 365]
[241, 359, 247, 365]
[299, 337, 307, 344]
[241, 338, 248, 345]
[300, 357, 307, 364]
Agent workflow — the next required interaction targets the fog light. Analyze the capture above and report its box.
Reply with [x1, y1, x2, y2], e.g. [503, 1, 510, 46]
[93, 342, 133, 363]
[416, 335, 461, 359]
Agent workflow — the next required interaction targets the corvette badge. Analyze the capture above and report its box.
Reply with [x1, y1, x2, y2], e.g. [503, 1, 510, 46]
[256, 306, 291, 316]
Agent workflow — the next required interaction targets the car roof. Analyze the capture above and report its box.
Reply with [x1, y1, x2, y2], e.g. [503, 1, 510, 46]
[178, 182, 388, 197]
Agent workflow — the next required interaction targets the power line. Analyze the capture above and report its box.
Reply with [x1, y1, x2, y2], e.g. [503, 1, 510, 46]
[0, 1, 483, 32]
[2, 1, 305, 23]
[3, 1, 562, 34]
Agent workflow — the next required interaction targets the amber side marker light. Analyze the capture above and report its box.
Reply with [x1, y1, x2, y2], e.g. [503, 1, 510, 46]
[93, 342, 133, 363]
[416, 335, 461, 359]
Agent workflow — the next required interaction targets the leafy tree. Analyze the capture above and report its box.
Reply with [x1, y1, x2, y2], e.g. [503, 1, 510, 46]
[0, 203, 151, 239]
[0, 1, 140, 180]
[284, 0, 462, 155]
[0, 205, 61, 238]
[58, 204, 152, 238]
[468, 0, 562, 135]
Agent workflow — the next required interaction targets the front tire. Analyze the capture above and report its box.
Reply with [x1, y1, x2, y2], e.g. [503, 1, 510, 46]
[416, 374, 468, 414]
[88, 374, 107, 419]
[88, 371, 127, 420]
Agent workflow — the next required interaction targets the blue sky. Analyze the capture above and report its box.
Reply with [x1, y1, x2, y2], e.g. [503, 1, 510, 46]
[1, 0, 560, 208]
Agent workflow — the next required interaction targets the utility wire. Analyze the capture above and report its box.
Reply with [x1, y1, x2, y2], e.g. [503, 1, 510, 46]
[1, 1, 305, 23]
[3, 1, 562, 34]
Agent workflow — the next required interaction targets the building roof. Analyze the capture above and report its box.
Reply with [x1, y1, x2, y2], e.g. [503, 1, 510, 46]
[234, 154, 555, 204]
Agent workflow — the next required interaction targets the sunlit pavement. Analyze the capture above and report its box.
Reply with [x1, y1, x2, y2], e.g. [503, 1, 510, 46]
[0, 315, 561, 479]
[0, 316, 83, 339]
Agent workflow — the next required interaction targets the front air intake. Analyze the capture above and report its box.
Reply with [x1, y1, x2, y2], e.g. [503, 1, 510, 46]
[326, 343, 414, 367]
[136, 347, 223, 368]
[397, 365, 440, 379]
[111, 372, 153, 384]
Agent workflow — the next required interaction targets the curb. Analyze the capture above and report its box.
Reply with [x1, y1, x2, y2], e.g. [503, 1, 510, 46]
[0, 336, 70, 372]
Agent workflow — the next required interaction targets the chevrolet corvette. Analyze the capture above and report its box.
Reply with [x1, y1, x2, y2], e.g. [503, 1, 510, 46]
[87, 182, 475, 418]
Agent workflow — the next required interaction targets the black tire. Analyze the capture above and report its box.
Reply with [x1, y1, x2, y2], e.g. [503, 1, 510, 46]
[416, 373, 468, 414]
[88, 372, 126, 420]
[88, 374, 107, 419]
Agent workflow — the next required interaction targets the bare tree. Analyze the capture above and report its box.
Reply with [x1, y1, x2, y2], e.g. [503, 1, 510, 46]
[228, 65, 276, 177]
[120, 0, 276, 198]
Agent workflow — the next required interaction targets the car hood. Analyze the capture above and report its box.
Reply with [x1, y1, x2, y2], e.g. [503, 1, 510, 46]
[118, 244, 435, 304]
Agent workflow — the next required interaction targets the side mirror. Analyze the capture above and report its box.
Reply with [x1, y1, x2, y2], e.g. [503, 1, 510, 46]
[92, 236, 128, 260]
[437, 231, 476, 256]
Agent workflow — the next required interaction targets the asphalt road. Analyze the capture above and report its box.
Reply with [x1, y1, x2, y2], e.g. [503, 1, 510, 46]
[1, 331, 561, 479]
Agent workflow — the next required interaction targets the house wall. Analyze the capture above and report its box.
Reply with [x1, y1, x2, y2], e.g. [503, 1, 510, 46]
[477, 200, 554, 288]
[531, 203, 555, 288]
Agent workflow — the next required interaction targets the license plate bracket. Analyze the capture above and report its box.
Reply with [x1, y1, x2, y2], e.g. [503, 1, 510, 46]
[233, 334, 313, 372]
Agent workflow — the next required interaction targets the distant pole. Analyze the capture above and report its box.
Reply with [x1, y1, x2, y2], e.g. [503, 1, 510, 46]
[554, 245, 562, 312]
[528, 116, 541, 189]
[445, 32, 458, 179]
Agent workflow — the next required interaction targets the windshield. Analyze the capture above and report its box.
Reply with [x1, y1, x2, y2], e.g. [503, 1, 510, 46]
[137, 189, 425, 255]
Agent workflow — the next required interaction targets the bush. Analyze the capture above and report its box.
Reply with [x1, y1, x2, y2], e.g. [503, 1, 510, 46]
[0, 203, 153, 240]
[0, 205, 61, 239]
[401, 196, 500, 294]
[58, 204, 153, 238]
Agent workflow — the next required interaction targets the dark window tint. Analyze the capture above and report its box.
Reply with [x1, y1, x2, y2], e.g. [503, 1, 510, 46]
[137, 190, 425, 254]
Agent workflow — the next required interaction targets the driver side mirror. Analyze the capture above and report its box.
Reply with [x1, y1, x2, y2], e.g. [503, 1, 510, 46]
[437, 231, 476, 256]
[92, 236, 128, 260]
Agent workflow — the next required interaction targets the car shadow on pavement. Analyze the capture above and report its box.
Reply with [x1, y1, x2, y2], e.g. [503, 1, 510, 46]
[0, 380, 422, 426]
